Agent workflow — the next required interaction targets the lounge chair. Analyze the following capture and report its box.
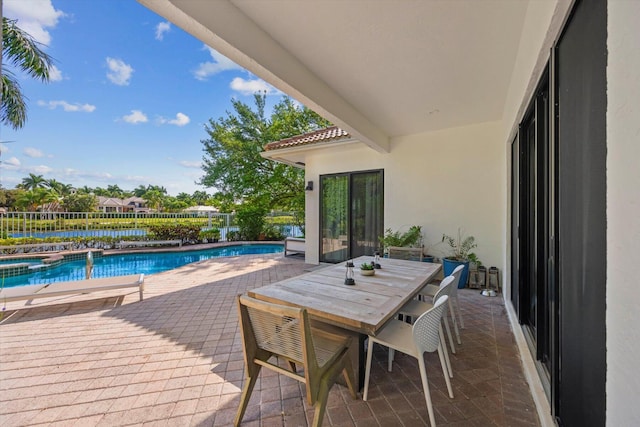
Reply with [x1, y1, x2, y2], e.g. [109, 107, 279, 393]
[0, 274, 145, 303]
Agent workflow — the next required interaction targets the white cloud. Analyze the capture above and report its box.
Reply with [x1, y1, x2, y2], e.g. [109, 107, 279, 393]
[193, 46, 243, 80]
[3, 0, 64, 45]
[24, 147, 45, 158]
[106, 57, 134, 86]
[179, 160, 201, 169]
[1, 157, 21, 168]
[37, 100, 96, 112]
[230, 77, 281, 96]
[155, 21, 171, 40]
[158, 112, 191, 127]
[31, 165, 53, 174]
[48, 64, 63, 81]
[122, 110, 148, 124]
[62, 169, 113, 180]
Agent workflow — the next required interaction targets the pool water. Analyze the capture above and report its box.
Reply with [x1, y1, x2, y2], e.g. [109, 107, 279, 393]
[0, 244, 283, 288]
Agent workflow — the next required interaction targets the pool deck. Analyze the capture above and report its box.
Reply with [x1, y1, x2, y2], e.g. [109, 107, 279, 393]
[0, 253, 540, 426]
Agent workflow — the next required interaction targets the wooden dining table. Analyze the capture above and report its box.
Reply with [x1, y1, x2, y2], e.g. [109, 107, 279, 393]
[248, 255, 442, 386]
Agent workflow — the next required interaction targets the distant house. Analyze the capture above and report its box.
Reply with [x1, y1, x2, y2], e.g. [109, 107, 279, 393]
[97, 196, 150, 213]
[183, 205, 218, 214]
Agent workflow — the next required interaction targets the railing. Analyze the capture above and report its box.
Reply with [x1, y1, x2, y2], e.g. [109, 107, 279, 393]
[0, 211, 302, 241]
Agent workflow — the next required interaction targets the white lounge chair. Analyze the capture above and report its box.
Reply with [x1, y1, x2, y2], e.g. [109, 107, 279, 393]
[0, 274, 145, 303]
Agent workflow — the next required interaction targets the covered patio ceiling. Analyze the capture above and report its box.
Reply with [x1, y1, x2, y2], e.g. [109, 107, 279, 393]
[139, 0, 529, 152]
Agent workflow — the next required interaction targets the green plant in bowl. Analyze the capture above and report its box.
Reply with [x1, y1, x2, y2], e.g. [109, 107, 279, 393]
[360, 261, 376, 275]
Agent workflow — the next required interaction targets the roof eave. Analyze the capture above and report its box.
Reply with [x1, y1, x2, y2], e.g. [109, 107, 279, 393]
[261, 138, 359, 168]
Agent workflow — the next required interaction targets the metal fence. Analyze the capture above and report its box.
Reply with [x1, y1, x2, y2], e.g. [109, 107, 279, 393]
[0, 211, 302, 241]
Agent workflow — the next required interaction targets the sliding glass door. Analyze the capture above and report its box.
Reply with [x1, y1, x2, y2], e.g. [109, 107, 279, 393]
[320, 170, 383, 263]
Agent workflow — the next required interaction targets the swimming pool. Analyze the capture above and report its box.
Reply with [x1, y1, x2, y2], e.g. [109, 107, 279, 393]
[0, 244, 283, 288]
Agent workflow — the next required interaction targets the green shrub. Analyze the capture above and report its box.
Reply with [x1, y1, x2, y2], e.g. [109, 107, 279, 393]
[226, 230, 241, 241]
[262, 223, 284, 241]
[147, 224, 200, 242]
[236, 205, 268, 241]
[199, 228, 220, 241]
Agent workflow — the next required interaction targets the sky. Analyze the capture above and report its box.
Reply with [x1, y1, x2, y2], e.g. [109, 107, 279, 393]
[1, 0, 286, 196]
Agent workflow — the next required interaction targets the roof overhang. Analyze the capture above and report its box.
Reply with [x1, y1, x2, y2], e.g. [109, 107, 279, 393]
[261, 137, 359, 168]
[138, 0, 529, 149]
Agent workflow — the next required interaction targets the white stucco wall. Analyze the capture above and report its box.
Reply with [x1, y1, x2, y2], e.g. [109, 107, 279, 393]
[606, 1, 640, 425]
[304, 121, 505, 272]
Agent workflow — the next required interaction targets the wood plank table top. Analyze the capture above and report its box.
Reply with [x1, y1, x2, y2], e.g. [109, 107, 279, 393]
[248, 256, 441, 336]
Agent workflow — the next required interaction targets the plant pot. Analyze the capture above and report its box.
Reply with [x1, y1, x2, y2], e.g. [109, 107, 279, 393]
[443, 257, 470, 288]
[360, 269, 375, 276]
[422, 255, 435, 263]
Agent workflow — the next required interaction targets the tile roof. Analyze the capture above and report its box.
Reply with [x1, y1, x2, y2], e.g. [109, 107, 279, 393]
[264, 125, 351, 151]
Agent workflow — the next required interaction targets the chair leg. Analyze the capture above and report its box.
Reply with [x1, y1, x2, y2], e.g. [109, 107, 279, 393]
[449, 299, 462, 345]
[234, 364, 261, 427]
[417, 354, 437, 427]
[363, 338, 375, 401]
[455, 295, 465, 329]
[442, 316, 456, 354]
[439, 324, 453, 378]
[311, 376, 332, 427]
[388, 348, 395, 372]
[437, 344, 454, 399]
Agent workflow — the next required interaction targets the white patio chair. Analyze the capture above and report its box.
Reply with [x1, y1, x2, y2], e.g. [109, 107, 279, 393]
[418, 264, 464, 344]
[397, 275, 455, 378]
[363, 295, 453, 427]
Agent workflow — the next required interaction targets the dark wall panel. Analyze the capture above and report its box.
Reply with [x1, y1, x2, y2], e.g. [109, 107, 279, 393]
[556, 0, 607, 425]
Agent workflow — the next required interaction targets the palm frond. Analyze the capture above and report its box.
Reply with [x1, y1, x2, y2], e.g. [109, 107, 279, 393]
[2, 17, 53, 81]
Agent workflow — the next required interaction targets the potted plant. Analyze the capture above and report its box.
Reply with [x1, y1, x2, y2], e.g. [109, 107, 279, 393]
[441, 228, 479, 288]
[360, 261, 376, 276]
[378, 225, 423, 255]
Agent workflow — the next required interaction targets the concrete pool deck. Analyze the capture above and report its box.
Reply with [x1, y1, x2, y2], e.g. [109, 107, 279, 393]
[0, 253, 539, 426]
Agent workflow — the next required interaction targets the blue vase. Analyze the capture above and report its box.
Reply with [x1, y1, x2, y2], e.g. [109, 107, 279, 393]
[442, 258, 470, 289]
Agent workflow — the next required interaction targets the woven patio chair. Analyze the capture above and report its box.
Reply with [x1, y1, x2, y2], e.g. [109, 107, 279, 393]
[235, 294, 357, 427]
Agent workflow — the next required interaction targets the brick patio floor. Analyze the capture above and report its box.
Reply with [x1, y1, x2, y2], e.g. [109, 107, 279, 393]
[0, 254, 540, 426]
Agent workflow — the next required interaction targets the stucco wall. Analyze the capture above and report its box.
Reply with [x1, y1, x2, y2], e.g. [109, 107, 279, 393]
[607, 1, 640, 425]
[304, 120, 505, 272]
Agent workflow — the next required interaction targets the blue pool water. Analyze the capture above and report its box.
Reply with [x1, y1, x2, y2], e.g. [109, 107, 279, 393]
[1, 244, 283, 288]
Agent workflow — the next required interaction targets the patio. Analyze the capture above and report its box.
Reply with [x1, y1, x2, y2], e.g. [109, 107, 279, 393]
[0, 254, 539, 426]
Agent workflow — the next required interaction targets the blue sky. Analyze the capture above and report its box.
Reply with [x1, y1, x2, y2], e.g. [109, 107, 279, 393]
[1, 0, 285, 196]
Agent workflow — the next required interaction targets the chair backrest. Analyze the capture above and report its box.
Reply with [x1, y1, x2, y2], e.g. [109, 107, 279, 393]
[448, 264, 465, 296]
[387, 246, 423, 261]
[434, 275, 455, 303]
[237, 294, 321, 402]
[412, 295, 449, 354]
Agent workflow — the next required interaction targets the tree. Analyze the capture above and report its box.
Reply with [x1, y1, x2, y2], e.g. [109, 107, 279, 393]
[143, 189, 165, 211]
[20, 173, 46, 190]
[62, 193, 97, 212]
[191, 190, 210, 205]
[46, 179, 72, 196]
[14, 188, 57, 211]
[1, 17, 54, 130]
[133, 185, 147, 197]
[200, 94, 330, 212]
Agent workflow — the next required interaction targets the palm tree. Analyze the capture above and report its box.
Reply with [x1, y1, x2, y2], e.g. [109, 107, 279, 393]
[45, 178, 72, 196]
[14, 188, 57, 211]
[106, 184, 125, 198]
[2, 18, 54, 130]
[133, 185, 147, 197]
[21, 173, 46, 190]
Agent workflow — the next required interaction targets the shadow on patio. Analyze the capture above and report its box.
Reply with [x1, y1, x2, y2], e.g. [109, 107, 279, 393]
[0, 254, 539, 426]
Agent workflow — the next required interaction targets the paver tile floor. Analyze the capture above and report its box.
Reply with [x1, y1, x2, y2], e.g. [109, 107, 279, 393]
[0, 253, 540, 426]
